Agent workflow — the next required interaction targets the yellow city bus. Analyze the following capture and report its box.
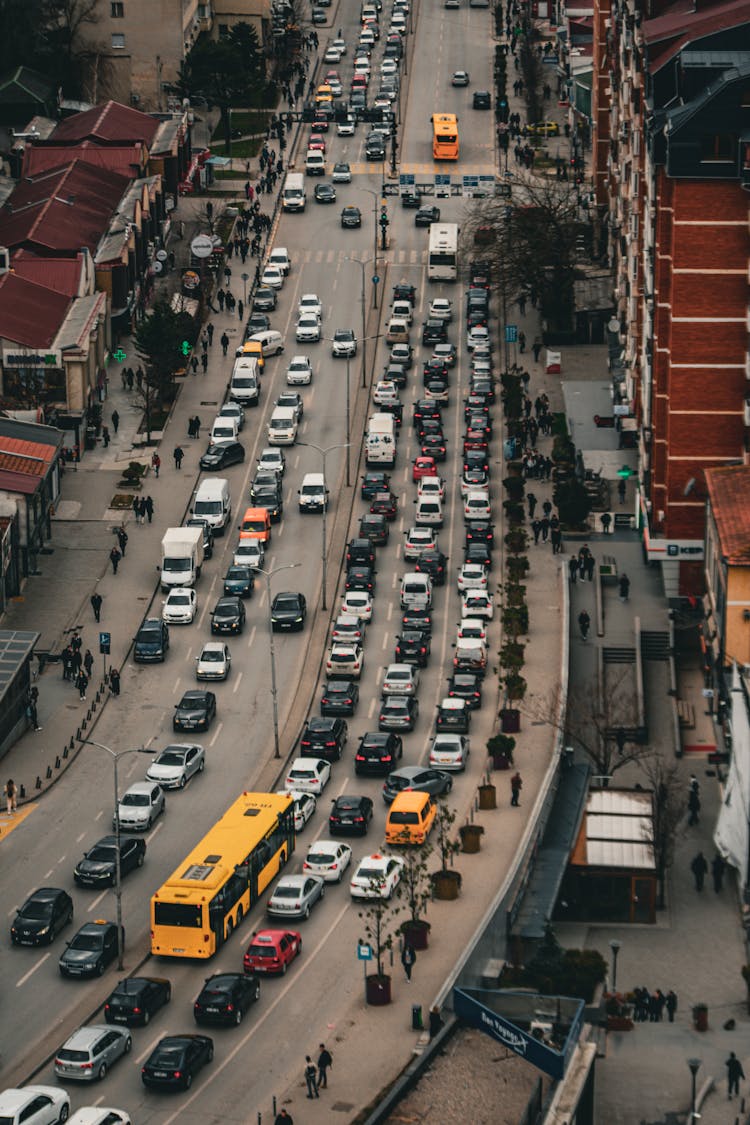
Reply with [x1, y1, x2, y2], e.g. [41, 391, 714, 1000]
[150, 792, 295, 959]
[432, 113, 459, 161]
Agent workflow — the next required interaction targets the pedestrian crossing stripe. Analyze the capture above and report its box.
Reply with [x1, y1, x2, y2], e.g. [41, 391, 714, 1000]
[344, 163, 497, 177]
[0, 803, 36, 841]
[295, 248, 428, 266]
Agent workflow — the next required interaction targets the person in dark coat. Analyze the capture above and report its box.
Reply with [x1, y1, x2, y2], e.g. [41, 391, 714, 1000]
[666, 990, 678, 1022]
[83, 649, 94, 678]
[173, 446, 184, 469]
[691, 851, 708, 891]
[145, 496, 154, 524]
[304, 1056, 319, 1098]
[109, 668, 121, 696]
[688, 787, 701, 826]
[76, 671, 88, 700]
[726, 1052, 745, 1099]
[109, 546, 121, 574]
[317, 1044, 332, 1088]
[111, 410, 120, 433]
[510, 772, 522, 806]
[117, 527, 128, 556]
[401, 943, 416, 981]
[90, 593, 102, 622]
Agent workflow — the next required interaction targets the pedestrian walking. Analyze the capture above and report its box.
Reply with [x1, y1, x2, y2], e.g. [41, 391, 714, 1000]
[666, 990, 678, 1022]
[619, 573, 630, 601]
[26, 693, 41, 731]
[527, 492, 537, 518]
[5, 778, 17, 814]
[518, 330, 526, 353]
[76, 671, 88, 701]
[201, 352, 208, 374]
[187, 417, 196, 439]
[207, 322, 214, 346]
[109, 546, 121, 574]
[568, 555, 578, 583]
[551, 528, 562, 554]
[111, 409, 120, 434]
[126, 368, 134, 390]
[532, 336, 542, 362]
[274, 1112, 294, 1125]
[133, 495, 142, 524]
[190, 356, 198, 375]
[601, 512, 612, 534]
[712, 852, 726, 892]
[317, 1044, 333, 1088]
[173, 446, 184, 470]
[531, 518, 541, 544]
[151, 452, 161, 477]
[109, 668, 121, 696]
[687, 787, 701, 826]
[304, 1056, 319, 1098]
[238, 299, 245, 322]
[510, 771, 523, 806]
[401, 942, 416, 982]
[578, 610, 590, 641]
[117, 527, 128, 556]
[83, 649, 94, 678]
[145, 495, 154, 524]
[102, 425, 110, 448]
[90, 593, 102, 622]
[217, 288, 225, 311]
[540, 516, 550, 542]
[690, 850, 708, 891]
[220, 332, 229, 356]
[726, 1052, 745, 1099]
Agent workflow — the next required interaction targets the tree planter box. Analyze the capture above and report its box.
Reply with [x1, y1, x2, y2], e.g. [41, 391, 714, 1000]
[460, 824, 484, 853]
[401, 920, 430, 951]
[431, 870, 461, 900]
[366, 974, 392, 1006]
[478, 783, 497, 809]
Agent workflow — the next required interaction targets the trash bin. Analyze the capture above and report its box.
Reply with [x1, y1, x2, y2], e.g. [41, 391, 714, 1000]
[84, 426, 97, 451]
[692, 1004, 708, 1032]
[478, 783, 496, 809]
[412, 1004, 423, 1031]
[500, 708, 520, 734]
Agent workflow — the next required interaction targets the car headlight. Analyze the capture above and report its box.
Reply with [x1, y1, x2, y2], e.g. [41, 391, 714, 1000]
[37, 925, 50, 936]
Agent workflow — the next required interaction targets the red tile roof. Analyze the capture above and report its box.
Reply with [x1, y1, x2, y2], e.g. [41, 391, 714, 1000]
[0, 435, 58, 494]
[51, 100, 160, 146]
[22, 141, 145, 180]
[0, 272, 70, 346]
[705, 465, 750, 565]
[645, 0, 750, 73]
[11, 250, 85, 298]
[0, 161, 128, 256]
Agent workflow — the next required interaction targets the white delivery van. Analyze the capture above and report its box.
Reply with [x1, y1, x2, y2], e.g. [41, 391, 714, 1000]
[392, 300, 413, 324]
[282, 174, 306, 212]
[267, 406, 298, 445]
[366, 413, 397, 466]
[230, 357, 261, 407]
[400, 572, 433, 609]
[305, 150, 326, 176]
[268, 247, 291, 275]
[159, 527, 204, 590]
[210, 416, 239, 444]
[192, 478, 231, 534]
[298, 472, 329, 512]
[247, 330, 285, 357]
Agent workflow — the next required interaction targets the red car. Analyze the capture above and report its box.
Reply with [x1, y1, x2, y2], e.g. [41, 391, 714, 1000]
[243, 929, 302, 975]
[370, 491, 398, 520]
[413, 455, 437, 481]
[308, 133, 326, 152]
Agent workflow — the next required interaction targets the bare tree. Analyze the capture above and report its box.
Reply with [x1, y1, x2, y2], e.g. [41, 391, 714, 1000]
[637, 755, 683, 910]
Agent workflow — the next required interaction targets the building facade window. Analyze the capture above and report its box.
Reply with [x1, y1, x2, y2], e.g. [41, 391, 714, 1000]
[111, 1, 124, 15]
[700, 133, 736, 163]
[111, 32, 125, 47]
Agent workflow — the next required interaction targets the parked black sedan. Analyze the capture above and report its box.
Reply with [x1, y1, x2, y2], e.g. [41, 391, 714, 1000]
[320, 680, 360, 716]
[193, 972, 260, 1027]
[415, 205, 440, 227]
[105, 976, 172, 1026]
[199, 441, 245, 471]
[141, 1034, 214, 1090]
[271, 591, 307, 631]
[173, 690, 217, 732]
[329, 794, 374, 835]
[10, 887, 73, 946]
[74, 835, 146, 888]
[210, 596, 246, 635]
[223, 565, 255, 599]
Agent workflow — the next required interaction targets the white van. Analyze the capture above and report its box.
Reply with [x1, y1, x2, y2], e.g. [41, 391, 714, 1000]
[386, 318, 410, 344]
[193, 478, 231, 534]
[415, 495, 443, 527]
[400, 572, 432, 609]
[282, 174, 306, 212]
[230, 357, 261, 406]
[210, 416, 239, 445]
[267, 406, 298, 445]
[268, 247, 291, 275]
[298, 472, 329, 513]
[392, 300, 413, 324]
[305, 150, 326, 176]
[247, 330, 285, 357]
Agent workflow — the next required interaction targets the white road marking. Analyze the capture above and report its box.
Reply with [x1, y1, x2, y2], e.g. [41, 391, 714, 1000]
[147, 821, 164, 844]
[382, 631, 389, 649]
[209, 721, 224, 747]
[87, 889, 108, 914]
[94, 810, 103, 821]
[387, 602, 393, 620]
[76, 832, 86, 843]
[16, 953, 50, 988]
[233, 671, 244, 694]
[248, 625, 257, 649]
[368, 698, 375, 718]
[172, 677, 182, 694]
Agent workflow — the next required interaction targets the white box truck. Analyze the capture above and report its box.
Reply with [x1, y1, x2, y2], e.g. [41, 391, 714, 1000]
[282, 173, 306, 212]
[160, 527, 204, 590]
[366, 413, 397, 467]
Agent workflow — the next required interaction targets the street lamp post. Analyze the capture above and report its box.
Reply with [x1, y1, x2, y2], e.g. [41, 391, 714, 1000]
[344, 256, 371, 388]
[356, 191, 381, 308]
[77, 738, 155, 970]
[257, 563, 301, 760]
[687, 1057, 702, 1122]
[609, 939, 621, 992]
[298, 441, 350, 611]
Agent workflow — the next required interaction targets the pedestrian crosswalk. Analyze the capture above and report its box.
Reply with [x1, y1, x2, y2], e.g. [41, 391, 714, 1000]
[293, 247, 428, 266]
[346, 162, 496, 177]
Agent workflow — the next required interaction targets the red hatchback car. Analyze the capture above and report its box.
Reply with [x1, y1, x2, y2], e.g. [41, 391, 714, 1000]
[243, 929, 302, 975]
[413, 455, 437, 481]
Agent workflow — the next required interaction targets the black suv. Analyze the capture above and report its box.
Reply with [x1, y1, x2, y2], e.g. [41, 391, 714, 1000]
[361, 471, 391, 500]
[329, 795, 373, 835]
[359, 513, 389, 545]
[134, 618, 169, 663]
[300, 717, 348, 761]
[401, 188, 421, 209]
[447, 671, 483, 709]
[355, 731, 403, 776]
[394, 629, 431, 666]
[271, 591, 307, 631]
[320, 680, 360, 716]
[347, 537, 376, 568]
[211, 597, 246, 635]
[415, 548, 448, 586]
[345, 565, 375, 592]
[199, 441, 245, 471]
[105, 976, 172, 1025]
[422, 319, 448, 345]
[365, 133, 386, 160]
[473, 90, 491, 109]
[393, 283, 417, 304]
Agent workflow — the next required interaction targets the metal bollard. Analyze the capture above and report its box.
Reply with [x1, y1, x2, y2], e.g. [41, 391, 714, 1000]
[19, 783, 26, 798]
[55, 756, 61, 769]
[81, 718, 87, 731]
[63, 745, 69, 759]
[45, 765, 52, 779]
[35, 776, 41, 789]
[69, 736, 74, 749]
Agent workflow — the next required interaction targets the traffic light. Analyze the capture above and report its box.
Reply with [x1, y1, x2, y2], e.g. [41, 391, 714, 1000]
[301, 105, 314, 122]
[380, 205, 388, 228]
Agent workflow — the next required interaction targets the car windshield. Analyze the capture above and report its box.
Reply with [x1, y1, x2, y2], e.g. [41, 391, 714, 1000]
[87, 846, 115, 860]
[122, 793, 149, 806]
[157, 751, 185, 765]
[275, 596, 299, 609]
[70, 933, 102, 951]
[20, 901, 52, 919]
[214, 604, 236, 617]
[201, 650, 224, 662]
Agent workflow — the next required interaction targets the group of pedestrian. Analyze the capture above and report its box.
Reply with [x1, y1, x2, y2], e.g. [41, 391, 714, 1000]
[531, 505, 564, 554]
[187, 416, 201, 439]
[303, 1043, 333, 1099]
[132, 495, 154, 524]
[119, 366, 144, 392]
[631, 987, 677, 1023]
[690, 849, 726, 892]
[59, 631, 92, 700]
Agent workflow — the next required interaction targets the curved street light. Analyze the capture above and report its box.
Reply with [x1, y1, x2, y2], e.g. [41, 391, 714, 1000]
[256, 562, 301, 760]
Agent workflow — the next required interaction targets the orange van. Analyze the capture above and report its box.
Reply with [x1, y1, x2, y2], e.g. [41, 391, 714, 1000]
[385, 790, 437, 846]
[239, 507, 271, 542]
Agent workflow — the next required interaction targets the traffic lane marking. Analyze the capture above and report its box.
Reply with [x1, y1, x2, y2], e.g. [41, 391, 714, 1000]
[16, 952, 50, 988]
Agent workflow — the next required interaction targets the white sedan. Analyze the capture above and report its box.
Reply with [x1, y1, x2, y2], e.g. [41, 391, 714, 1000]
[258, 447, 286, 476]
[286, 355, 313, 385]
[261, 265, 284, 289]
[326, 642, 364, 679]
[324, 45, 342, 62]
[373, 380, 400, 405]
[267, 874, 325, 920]
[298, 293, 323, 320]
[341, 591, 373, 622]
[146, 743, 205, 789]
[457, 617, 487, 642]
[462, 590, 494, 620]
[278, 789, 317, 832]
[350, 853, 405, 900]
[162, 587, 197, 624]
[404, 526, 438, 560]
[303, 839, 353, 883]
[457, 562, 489, 592]
[428, 297, 453, 321]
[296, 314, 321, 343]
[195, 641, 231, 681]
[234, 540, 265, 569]
[429, 733, 470, 772]
[0, 1088, 71, 1125]
[464, 490, 491, 521]
[337, 116, 357, 136]
[418, 475, 446, 501]
[284, 757, 332, 795]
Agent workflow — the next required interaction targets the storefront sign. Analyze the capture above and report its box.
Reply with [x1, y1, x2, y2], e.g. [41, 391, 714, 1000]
[3, 349, 61, 367]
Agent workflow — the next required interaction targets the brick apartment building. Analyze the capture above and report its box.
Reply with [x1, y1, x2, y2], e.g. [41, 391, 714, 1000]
[592, 0, 750, 597]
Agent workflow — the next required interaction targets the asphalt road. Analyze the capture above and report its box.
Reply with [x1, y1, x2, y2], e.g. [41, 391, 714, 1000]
[1, 0, 500, 1118]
